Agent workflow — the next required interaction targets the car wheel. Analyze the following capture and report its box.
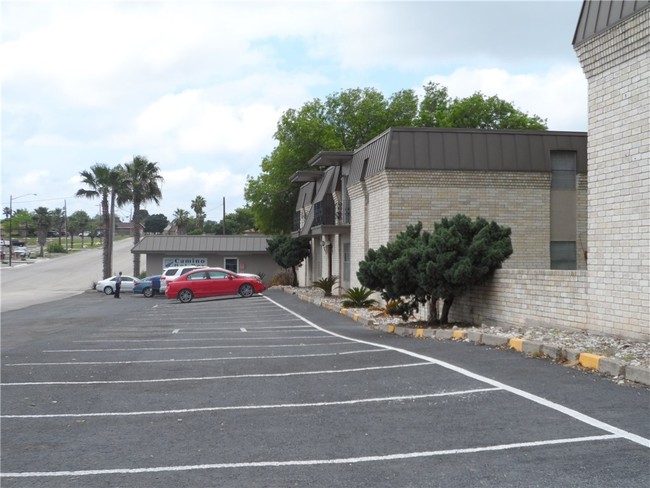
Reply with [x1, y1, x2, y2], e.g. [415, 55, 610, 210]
[239, 283, 255, 298]
[178, 289, 194, 303]
[143, 287, 154, 298]
[103, 286, 114, 295]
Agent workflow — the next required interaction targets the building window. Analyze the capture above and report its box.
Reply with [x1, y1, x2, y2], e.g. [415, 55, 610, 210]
[551, 151, 576, 190]
[343, 242, 351, 282]
[224, 257, 238, 273]
[550, 241, 576, 270]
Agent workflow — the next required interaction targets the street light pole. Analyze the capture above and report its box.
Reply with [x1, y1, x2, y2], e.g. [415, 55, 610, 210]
[8, 193, 37, 267]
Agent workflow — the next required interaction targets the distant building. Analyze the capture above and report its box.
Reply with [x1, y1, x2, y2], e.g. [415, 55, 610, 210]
[131, 234, 281, 285]
[115, 221, 145, 237]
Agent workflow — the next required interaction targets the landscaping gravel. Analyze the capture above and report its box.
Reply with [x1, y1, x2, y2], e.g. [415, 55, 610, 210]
[279, 286, 650, 370]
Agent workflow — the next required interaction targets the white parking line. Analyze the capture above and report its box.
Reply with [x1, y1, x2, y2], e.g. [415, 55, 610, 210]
[66, 334, 327, 344]
[1, 362, 434, 386]
[2, 387, 501, 418]
[4, 349, 387, 367]
[0, 435, 621, 478]
[42, 339, 345, 353]
[264, 296, 650, 449]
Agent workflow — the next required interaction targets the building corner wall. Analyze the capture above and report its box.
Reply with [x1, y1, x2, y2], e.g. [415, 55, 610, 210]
[576, 8, 650, 339]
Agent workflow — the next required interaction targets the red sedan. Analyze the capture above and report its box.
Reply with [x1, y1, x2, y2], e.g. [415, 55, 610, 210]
[165, 267, 265, 303]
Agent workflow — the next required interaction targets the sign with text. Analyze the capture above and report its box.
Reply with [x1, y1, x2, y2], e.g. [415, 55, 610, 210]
[163, 257, 208, 268]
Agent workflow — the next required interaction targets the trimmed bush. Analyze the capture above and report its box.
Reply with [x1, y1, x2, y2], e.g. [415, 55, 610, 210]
[47, 243, 67, 254]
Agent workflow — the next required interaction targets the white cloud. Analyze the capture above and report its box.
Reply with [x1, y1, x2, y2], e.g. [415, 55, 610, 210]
[425, 66, 588, 131]
[2, 0, 588, 220]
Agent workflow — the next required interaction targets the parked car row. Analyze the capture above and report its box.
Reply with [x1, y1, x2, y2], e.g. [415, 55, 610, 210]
[96, 266, 265, 301]
[1, 238, 26, 247]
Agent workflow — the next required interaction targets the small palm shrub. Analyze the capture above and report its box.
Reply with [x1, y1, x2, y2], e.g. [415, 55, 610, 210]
[312, 276, 338, 297]
[341, 286, 377, 308]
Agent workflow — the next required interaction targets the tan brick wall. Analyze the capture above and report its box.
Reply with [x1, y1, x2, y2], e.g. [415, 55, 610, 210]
[381, 170, 560, 269]
[576, 8, 650, 339]
[452, 269, 591, 333]
[348, 182, 368, 288]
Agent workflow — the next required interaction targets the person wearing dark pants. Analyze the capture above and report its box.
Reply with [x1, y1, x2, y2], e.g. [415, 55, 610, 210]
[114, 272, 122, 298]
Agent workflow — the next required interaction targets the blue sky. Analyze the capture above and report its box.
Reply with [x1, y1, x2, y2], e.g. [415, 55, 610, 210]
[1, 0, 587, 223]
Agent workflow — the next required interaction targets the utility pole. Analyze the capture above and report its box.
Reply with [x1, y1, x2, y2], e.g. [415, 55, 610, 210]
[64, 200, 68, 249]
[223, 196, 226, 235]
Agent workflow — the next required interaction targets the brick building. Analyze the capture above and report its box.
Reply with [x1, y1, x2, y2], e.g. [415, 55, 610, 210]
[290, 1, 648, 341]
[292, 128, 587, 292]
[573, 0, 649, 338]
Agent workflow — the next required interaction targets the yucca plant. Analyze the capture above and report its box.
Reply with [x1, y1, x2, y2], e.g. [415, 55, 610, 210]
[341, 286, 377, 308]
[312, 276, 339, 297]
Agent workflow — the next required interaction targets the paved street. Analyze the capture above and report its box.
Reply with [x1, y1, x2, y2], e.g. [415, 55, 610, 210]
[1, 286, 648, 487]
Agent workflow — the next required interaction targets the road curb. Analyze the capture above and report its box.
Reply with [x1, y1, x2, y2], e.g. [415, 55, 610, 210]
[285, 289, 650, 387]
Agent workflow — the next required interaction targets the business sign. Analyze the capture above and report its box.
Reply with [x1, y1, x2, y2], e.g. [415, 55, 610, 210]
[163, 257, 208, 268]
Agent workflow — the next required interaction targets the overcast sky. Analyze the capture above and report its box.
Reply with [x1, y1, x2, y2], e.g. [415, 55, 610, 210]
[2, 0, 587, 223]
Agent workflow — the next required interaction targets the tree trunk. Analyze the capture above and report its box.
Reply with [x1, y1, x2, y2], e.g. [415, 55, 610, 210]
[102, 196, 110, 279]
[291, 266, 298, 287]
[109, 192, 116, 277]
[427, 298, 440, 325]
[439, 295, 455, 325]
[133, 200, 141, 276]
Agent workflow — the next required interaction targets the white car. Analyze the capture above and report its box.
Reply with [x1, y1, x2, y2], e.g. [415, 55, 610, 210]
[159, 265, 206, 292]
[96, 275, 140, 295]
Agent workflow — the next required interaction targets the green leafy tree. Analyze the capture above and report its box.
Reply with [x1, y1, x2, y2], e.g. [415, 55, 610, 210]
[144, 214, 169, 234]
[120, 155, 164, 276]
[68, 210, 90, 247]
[32, 207, 51, 256]
[416, 82, 450, 127]
[417, 215, 513, 324]
[214, 206, 256, 235]
[77, 163, 117, 278]
[266, 235, 311, 287]
[4, 208, 32, 237]
[441, 92, 547, 130]
[245, 84, 547, 233]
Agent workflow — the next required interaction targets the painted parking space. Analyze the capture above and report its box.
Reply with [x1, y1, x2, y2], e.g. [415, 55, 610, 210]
[1, 291, 648, 487]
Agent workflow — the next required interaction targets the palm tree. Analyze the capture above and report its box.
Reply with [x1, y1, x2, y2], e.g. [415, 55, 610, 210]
[32, 207, 51, 257]
[77, 164, 114, 278]
[108, 167, 128, 274]
[121, 156, 164, 276]
[191, 195, 207, 230]
[173, 209, 190, 235]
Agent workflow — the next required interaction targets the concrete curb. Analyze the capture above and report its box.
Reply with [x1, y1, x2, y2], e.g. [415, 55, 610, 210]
[286, 289, 650, 387]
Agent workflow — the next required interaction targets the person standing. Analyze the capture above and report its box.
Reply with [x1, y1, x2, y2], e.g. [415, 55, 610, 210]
[114, 272, 122, 298]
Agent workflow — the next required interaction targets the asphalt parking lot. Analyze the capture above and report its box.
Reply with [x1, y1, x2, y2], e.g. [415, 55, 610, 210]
[1, 288, 649, 487]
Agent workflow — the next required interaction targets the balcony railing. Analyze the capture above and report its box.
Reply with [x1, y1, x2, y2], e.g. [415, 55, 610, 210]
[293, 211, 301, 232]
[314, 199, 336, 226]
